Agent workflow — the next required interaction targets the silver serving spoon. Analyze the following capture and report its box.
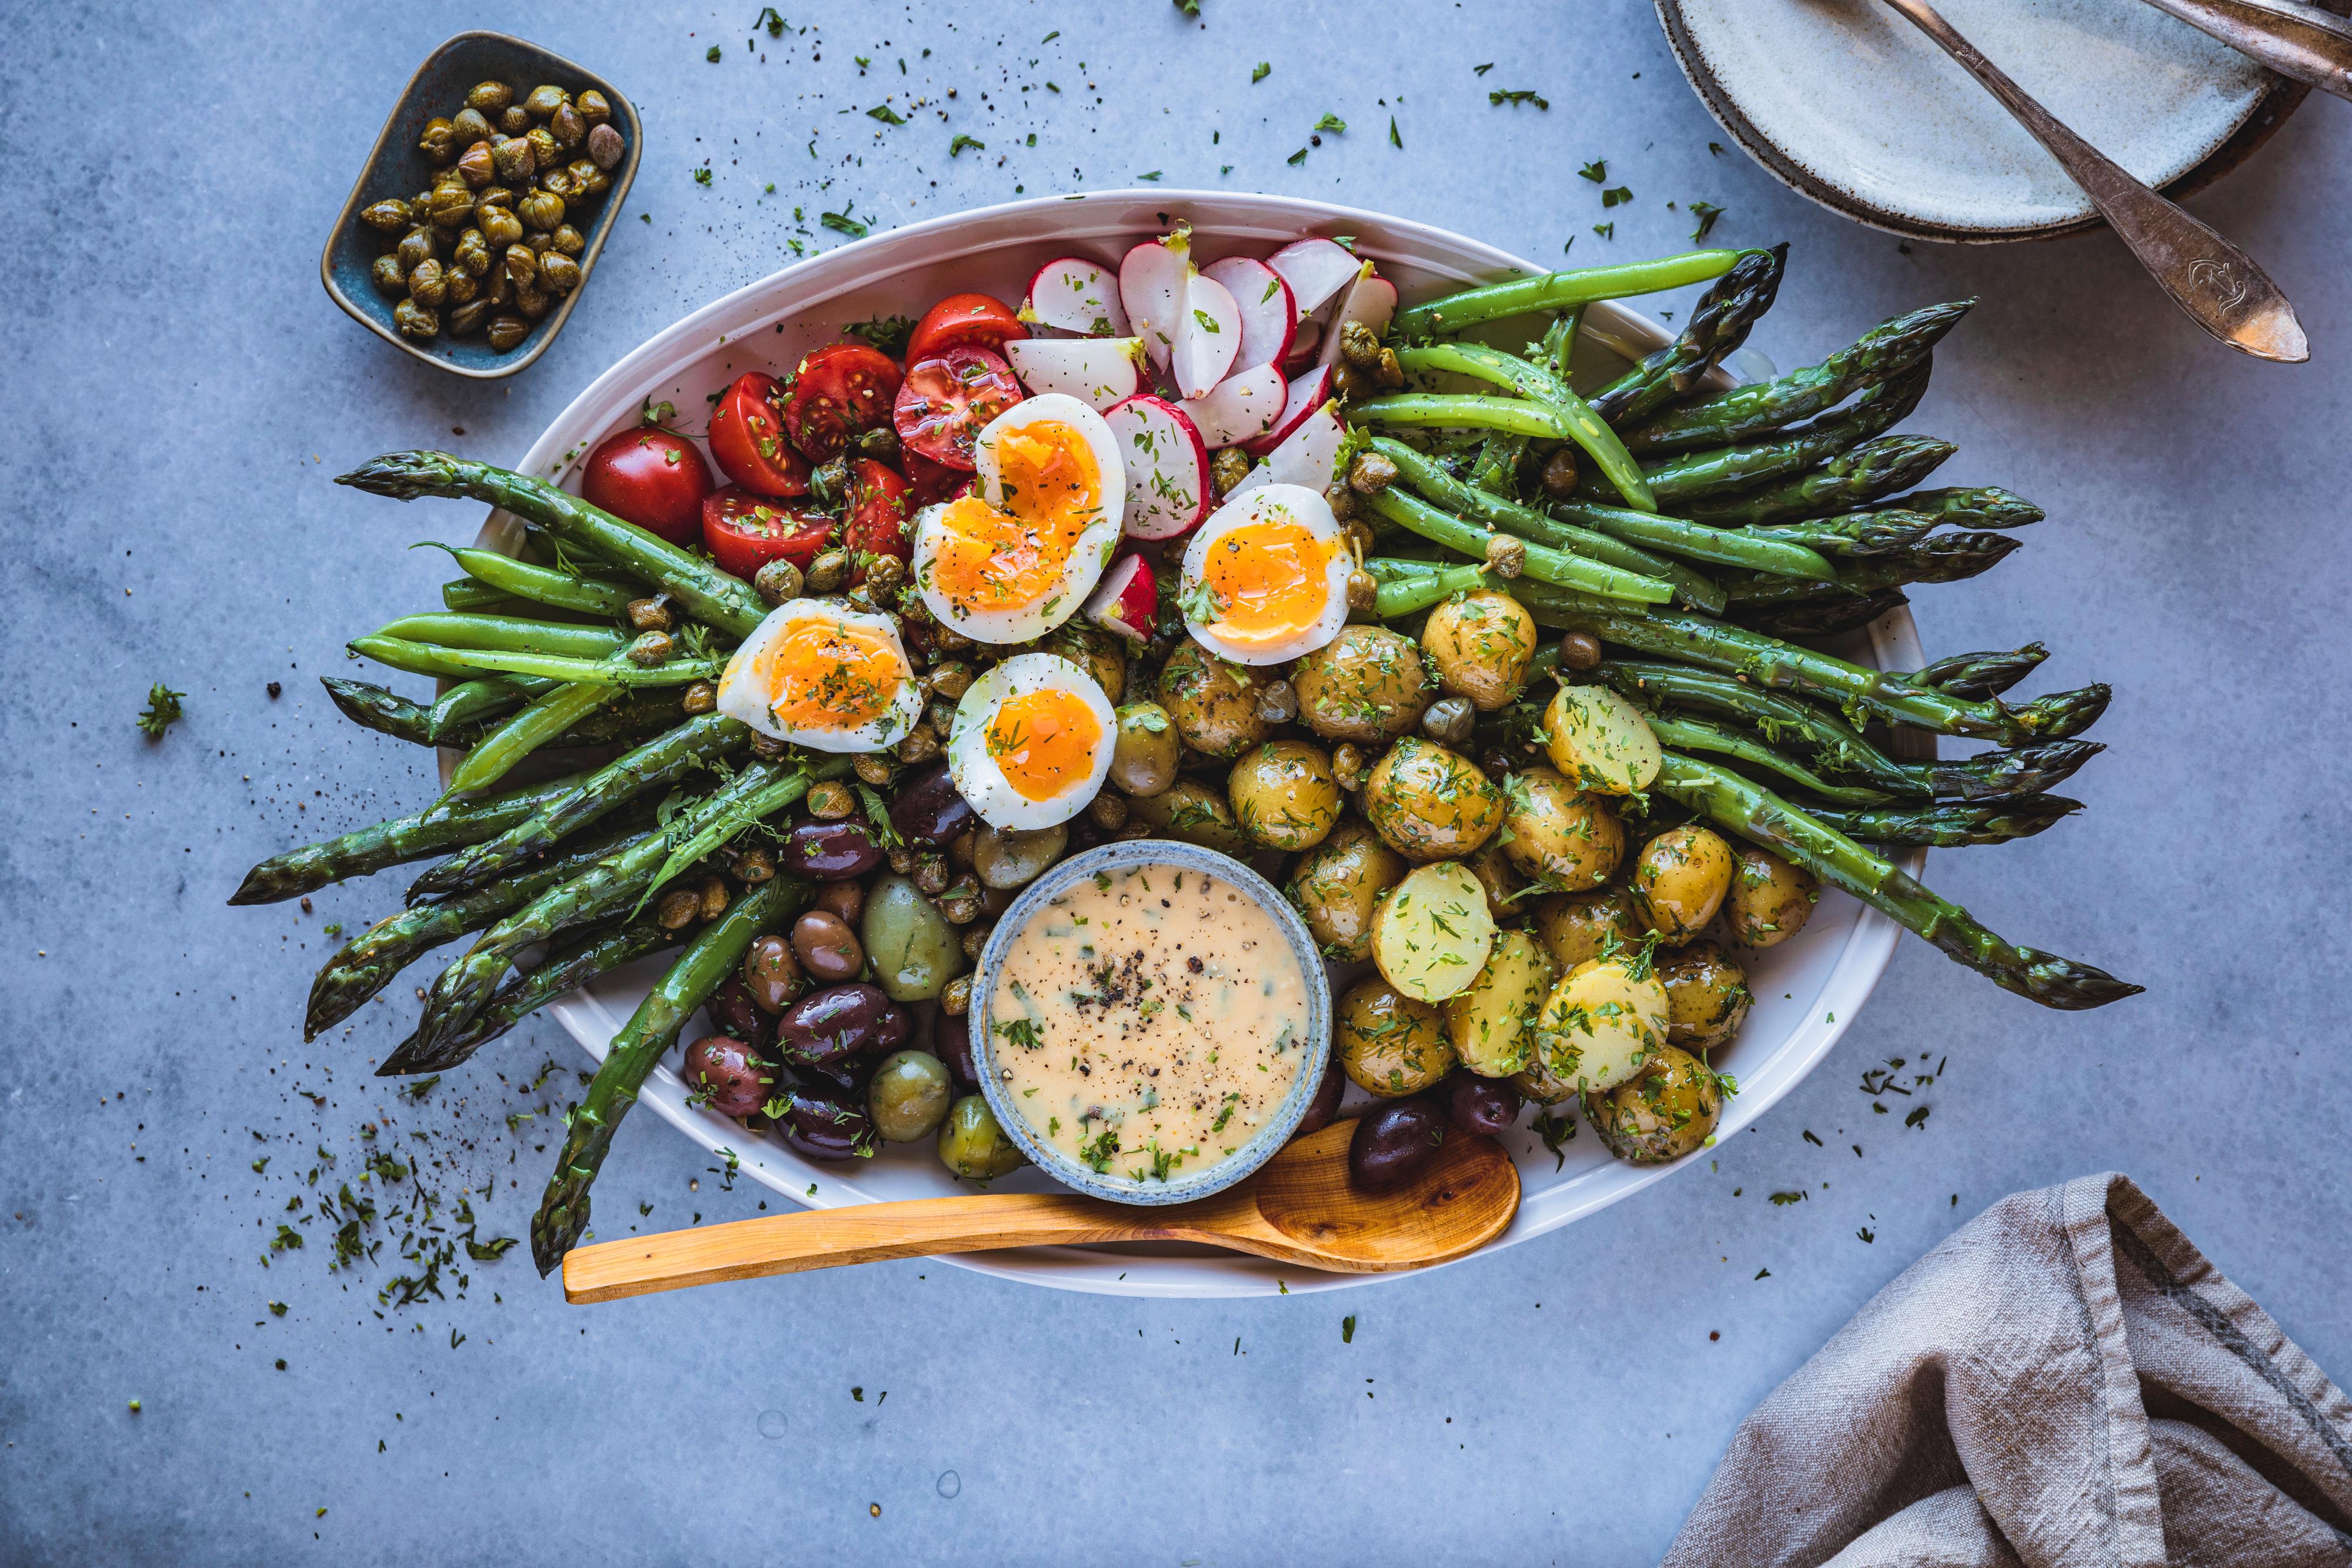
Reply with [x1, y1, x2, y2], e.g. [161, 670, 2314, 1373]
[2133, 0, 2352, 101]
[1879, 0, 2309, 362]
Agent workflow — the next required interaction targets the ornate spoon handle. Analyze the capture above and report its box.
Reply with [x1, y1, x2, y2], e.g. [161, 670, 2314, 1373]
[2136, 0, 2352, 101]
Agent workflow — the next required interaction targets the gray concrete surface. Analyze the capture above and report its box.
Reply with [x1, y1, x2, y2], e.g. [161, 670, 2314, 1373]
[3, 2, 2348, 1563]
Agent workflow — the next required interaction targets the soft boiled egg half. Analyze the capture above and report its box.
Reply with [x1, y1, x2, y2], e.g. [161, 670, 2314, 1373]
[947, 653, 1117, 830]
[912, 393, 1125, 645]
[716, 599, 924, 753]
[1177, 483, 1351, 666]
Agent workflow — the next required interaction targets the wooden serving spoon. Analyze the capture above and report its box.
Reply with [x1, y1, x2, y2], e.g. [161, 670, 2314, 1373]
[562, 1120, 1519, 1303]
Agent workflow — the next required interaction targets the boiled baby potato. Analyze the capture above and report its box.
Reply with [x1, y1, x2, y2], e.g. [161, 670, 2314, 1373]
[1726, 844, 1819, 950]
[1659, 940, 1752, 1050]
[1542, 684, 1661, 794]
[1361, 737, 1503, 862]
[1419, 588, 1538, 711]
[1463, 840, 1524, 924]
[1586, 1045, 1721, 1165]
[1124, 779, 1250, 857]
[1442, 928, 1557, 1078]
[1227, 739, 1341, 852]
[1501, 767, 1624, 889]
[1041, 621, 1127, 704]
[1630, 825, 1735, 941]
[1287, 823, 1408, 963]
[1535, 888, 1647, 972]
[1335, 975, 1456, 1096]
[1290, 624, 1432, 744]
[1160, 638, 1274, 758]
[1372, 860, 1497, 1005]
[1531, 955, 1669, 1095]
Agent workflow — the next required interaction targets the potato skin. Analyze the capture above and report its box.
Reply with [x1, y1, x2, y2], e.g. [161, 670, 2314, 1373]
[1336, 976, 1456, 1096]
[1534, 888, 1646, 972]
[1586, 1045, 1721, 1164]
[1419, 589, 1539, 711]
[1227, 740, 1341, 852]
[1726, 845, 1819, 950]
[1288, 823, 1408, 962]
[1361, 737, 1503, 862]
[1125, 779, 1250, 856]
[1442, 929, 1557, 1078]
[1659, 940, 1752, 1050]
[1501, 767, 1625, 889]
[1291, 624, 1432, 744]
[1160, 639, 1274, 758]
[1630, 825, 1735, 941]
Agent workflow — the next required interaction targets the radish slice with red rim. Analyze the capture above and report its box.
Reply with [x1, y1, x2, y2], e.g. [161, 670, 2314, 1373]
[1005, 337, 1144, 412]
[1103, 394, 1212, 540]
[1241, 365, 1335, 457]
[1285, 319, 1323, 369]
[1178, 363, 1284, 450]
[1317, 267, 1399, 370]
[1172, 272, 1242, 400]
[1267, 238, 1361, 320]
[1232, 400, 1346, 496]
[1082, 552, 1158, 643]
[1200, 256, 1295, 372]
[1020, 256, 1128, 337]
[1118, 230, 1191, 372]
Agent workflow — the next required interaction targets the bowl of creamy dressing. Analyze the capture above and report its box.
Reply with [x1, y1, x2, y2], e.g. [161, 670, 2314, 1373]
[970, 840, 1332, 1206]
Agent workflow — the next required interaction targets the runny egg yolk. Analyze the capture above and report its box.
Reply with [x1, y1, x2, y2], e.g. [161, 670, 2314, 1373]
[930, 419, 1103, 611]
[1200, 519, 1338, 646]
[984, 687, 1104, 801]
[756, 615, 903, 730]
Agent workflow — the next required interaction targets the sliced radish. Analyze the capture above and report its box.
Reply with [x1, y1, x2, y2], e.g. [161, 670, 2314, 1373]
[1234, 400, 1345, 496]
[1172, 272, 1242, 401]
[1200, 256, 1296, 372]
[1241, 365, 1335, 457]
[1317, 266, 1400, 370]
[1178, 363, 1284, 450]
[1285, 319, 1322, 369]
[1081, 553, 1158, 643]
[1118, 229, 1191, 373]
[1020, 256, 1128, 337]
[1005, 337, 1144, 411]
[1267, 238, 1361, 320]
[1103, 394, 1212, 540]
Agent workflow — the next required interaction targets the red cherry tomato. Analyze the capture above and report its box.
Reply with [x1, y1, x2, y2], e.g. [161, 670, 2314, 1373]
[842, 459, 913, 568]
[893, 347, 1024, 472]
[701, 487, 834, 579]
[707, 372, 810, 497]
[900, 450, 975, 509]
[580, 427, 714, 545]
[781, 344, 904, 463]
[905, 293, 1028, 362]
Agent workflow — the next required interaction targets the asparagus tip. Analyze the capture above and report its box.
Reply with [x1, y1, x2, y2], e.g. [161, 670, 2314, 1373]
[334, 451, 462, 500]
[2011, 950, 2144, 1011]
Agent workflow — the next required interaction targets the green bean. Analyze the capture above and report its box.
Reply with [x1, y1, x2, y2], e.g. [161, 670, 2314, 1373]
[440, 579, 523, 612]
[1637, 711, 1893, 805]
[1374, 563, 1495, 618]
[350, 636, 721, 688]
[446, 682, 622, 795]
[373, 613, 626, 660]
[1354, 393, 1580, 442]
[1393, 250, 1742, 337]
[1361, 486, 1673, 605]
[438, 545, 637, 617]
[427, 677, 556, 740]
[1392, 342, 1656, 512]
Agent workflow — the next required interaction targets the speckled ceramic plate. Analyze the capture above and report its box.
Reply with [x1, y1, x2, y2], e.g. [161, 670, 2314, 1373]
[1656, 0, 2320, 242]
[469, 190, 1924, 1296]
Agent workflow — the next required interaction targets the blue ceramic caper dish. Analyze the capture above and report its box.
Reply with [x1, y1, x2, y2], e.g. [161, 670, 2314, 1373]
[971, 840, 1332, 1208]
[320, 31, 642, 379]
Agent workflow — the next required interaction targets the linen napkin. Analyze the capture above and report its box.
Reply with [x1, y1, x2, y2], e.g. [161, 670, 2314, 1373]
[1665, 1173, 2352, 1568]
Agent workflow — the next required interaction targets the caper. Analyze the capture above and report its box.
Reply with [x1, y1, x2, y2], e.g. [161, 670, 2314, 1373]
[587, 122, 626, 172]
[856, 424, 901, 462]
[539, 166, 579, 202]
[523, 84, 569, 120]
[566, 159, 610, 199]
[466, 80, 514, 115]
[491, 135, 536, 183]
[1345, 569, 1379, 614]
[656, 887, 701, 931]
[500, 104, 530, 135]
[854, 753, 896, 788]
[549, 101, 586, 150]
[681, 680, 719, 716]
[1420, 695, 1476, 746]
[446, 298, 492, 337]
[808, 457, 850, 509]
[395, 227, 437, 271]
[1541, 447, 1582, 499]
[500, 243, 536, 288]
[478, 205, 523, 248]
[524, 126, 560, 170]
[1375, 347, 1406, 389]
[369, 253, 407, 296]
[486, 315, 530, 352]
[514, 282, 551, 321]
[360, 197, 413, 232]
[443, 266, 478, 305]
[733, 842, 774, 882]
[754, 558, 803, 605]
[407, 258, 447, 306]
[1339, 320, 1381, 370]
[523, 229, 554, 254]
[1322, 480, 1358, 521]
[898, 727, 941, 764]
[926, 661, 973, 700]
[1212, 447, 1253, 496]
[627, 631, 674, 667]
[425, 185, 475, 228]
[808, 780, 857, 820]
[417, 116, 460, 162]
[393, 298, 440, 339]
[455, 141, 495, 188]
[626, 596, 674, 633]
[475, 183, 514, 213]
[1349, 451, 1399, 494]
[804, 549, 850, 593]
[538, 250, 582, 293]
[517, 189, 565, 231]
[482, 263, 512, 307]
[450, 106, 494, 146]
[453, 228, 490, 277]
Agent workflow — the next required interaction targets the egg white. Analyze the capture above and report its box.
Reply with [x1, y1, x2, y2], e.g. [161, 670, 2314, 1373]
[1178, 482, 1352, 666]
[946, 653, 1117, 830]
[912, 394, 1126, 646]
[715, 599, 923, 753]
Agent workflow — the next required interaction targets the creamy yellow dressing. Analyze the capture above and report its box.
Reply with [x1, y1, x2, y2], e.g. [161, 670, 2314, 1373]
[987, 864, 1309, 1185]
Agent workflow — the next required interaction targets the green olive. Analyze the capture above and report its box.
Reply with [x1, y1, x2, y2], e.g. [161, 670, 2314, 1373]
[971, 824, 1067, 890]
[466, 80, 515, 115]
[1500, 767, 1625, 889]
[446, 298, 492, 337]
[1108, 702, 1180, 797]
[1291, 624, 1432, 744]
[453, 228, 490, 278]
[549, 223, 586, 257]
[1631, 825, 1735, 942]
[393, 298, 439, 340]
[1534, 888, 1645, 972]
[1360, 737, 1503, 862]
[417, 116, 460, 162]
[868, 1051, 954, 1144]
[1287, 822, 1408, 962]
[523, 83, 570, 121]
[359, 197, 413, 232]
[518, 189, 565, 231]
[1586, 1045, 1721, 1164]
[1123, 780, 1249, 857]
[407, 258, 447, 307]
[1659, 941, 1752, 1051]
[369, 253, 407, 296]
[479, 205, 523, 248]
[450, 106, 495, 146]
[861, 872, 965, 1002]
[1419, 589, 1539, 710]
[1159, 640, 1274, 758]
[549, 101, 587, 151]
[486, 315, 531, 352]
[1335, 976, 1455, 1096]
[538, 250, 582, 293]
[1726, 845, 1819, 950]
[395, 227, 438, 272]
[1227, 740, 1341, 852]
[492, 135, 536, 184]
[937, 1095, 1024, 1179]
[575, 88, 612, 124]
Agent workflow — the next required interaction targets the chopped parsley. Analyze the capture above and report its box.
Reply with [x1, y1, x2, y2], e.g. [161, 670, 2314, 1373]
[136, 684, 184, 739]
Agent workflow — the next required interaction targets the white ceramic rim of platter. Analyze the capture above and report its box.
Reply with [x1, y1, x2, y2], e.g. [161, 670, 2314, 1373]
[484, 189, 1924, 1297]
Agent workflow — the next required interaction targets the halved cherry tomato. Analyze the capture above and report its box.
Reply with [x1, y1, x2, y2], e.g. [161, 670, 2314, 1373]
[842, 459, 913, 569]
[701, 487, 834, 579]
[905, 293, 1028, 362]
[581, 427, 714, 546]
[780, 344, 904, 463]
[708, 372, 810, 497]
[893, 347, 1024, 471]
[900, 450, 975, 509]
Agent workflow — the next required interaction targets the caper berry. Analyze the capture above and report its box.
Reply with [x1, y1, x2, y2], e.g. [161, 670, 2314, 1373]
[360, 197, 413, 232]
[393, 298, 439, 339]
[479, 205, 523, 248]
[446, 298, 492, 337]
[453, 228, 490, 277]
[369, 253, 407, 296]
[576, 89, 612, 124]
[407, 258, 447, 307]
[486, 315, 530, 352]
[466, 80, 514, 115]
[517, 190, 565, 231]
[538, 250, 582, 293]
[417, 116, 459, 162]
[549, 223, 585, 257]
[455, 141, 495, 188]
[549, 101, 586, 150]
[523, 84, 569, 120]
[500, 104, 530, 135]
[586, 122, 626, 171]
[450, 106, 495, 146]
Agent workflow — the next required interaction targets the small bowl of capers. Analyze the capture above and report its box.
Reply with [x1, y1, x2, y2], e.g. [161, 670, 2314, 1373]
[322, 31, 640, 379]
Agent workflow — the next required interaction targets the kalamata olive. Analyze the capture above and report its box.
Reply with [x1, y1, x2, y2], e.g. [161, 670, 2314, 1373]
[1444, 1072, 1524, 1138]
[774, 983, 894, 1066]
[937, 1094, 1024, 1179]
[741, 934, 805, 1015]
[861, 873, 965, 1001]
[682, 1035, 775, 1119]
[867, 1050, 954, 1143]
[815, 879, 865, 925]
[779, 1090, 880, 1162]
[779, 819, 883, 881]
[1349, 1099, 1447, 1191]
[792, 910, 865, 982]
[704, 975, 775, 1050]
[971, 823, 1068, 890]
[888, 763, 975, 846]
[933, 1001, 979, 1088]
[794, 1055, 878, 1099]
[1295, 1057, 1346, 1137]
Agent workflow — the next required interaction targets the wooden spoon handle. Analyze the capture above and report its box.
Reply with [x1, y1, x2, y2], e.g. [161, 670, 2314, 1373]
[562, 1191, 1169, 1302]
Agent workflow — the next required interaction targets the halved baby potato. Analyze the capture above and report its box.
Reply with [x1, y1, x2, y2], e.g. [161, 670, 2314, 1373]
[1531, 955, 1670, 1095]
[1372, 860, 1497, 1005]
[1442, 928, 1558, 1078]
[1542, 684, 1661, 795]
